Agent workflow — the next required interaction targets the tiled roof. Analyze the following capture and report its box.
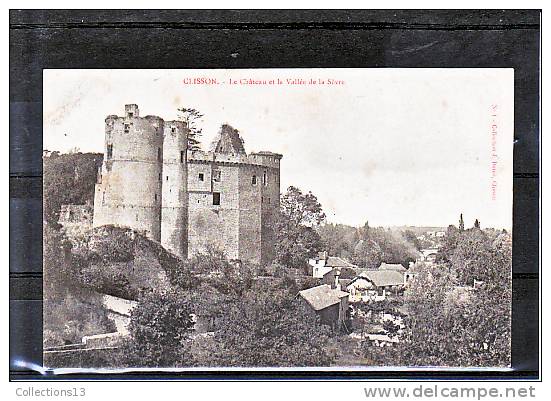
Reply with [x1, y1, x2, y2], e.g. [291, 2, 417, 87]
[298, 284, 349, 311]
[355, 270, 405, 287]
[378, 262, 406, 272]
[325, 256, 357, 268]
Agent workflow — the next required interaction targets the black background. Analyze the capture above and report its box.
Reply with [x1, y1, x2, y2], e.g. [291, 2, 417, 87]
[9, 9, 541, 380]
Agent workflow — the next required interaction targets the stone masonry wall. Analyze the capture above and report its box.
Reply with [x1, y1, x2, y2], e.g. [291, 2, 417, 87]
[93, 105, 281, 265]
[161, 120, 188, 258]
[187, 161, 240, 259]
[93, 111, 164, 240]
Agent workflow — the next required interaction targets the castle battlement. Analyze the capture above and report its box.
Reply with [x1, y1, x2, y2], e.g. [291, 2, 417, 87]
[188, 150, 282, 169]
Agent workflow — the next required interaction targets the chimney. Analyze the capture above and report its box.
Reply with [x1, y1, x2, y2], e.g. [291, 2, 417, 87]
[332, 269, 341, 291]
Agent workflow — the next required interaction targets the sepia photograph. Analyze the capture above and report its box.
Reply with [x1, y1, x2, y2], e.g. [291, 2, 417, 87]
[41, 68, 514, 370]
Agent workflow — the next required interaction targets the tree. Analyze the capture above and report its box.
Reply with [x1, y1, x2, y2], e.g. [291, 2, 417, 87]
[436, 225, 460, 264]
[43, 152, 103, 225]
[274, 186, 325, 269]
[317, 223, 359, 260]
[398, 228, 511, 367]
[352, 239, 382, 269]
[123, 289, 196, 367]
[43, 224, 117, 349]
[459, 213, 465, 231]
[43, 223, 74, 300]
[43, 292, 117, 349]
[280, 186, 326, 227]
[403, 229, 422, 251]
[177, 107, 204, 151]
[353, 225, 418, 268]
[474, 219, 481, 229]
[205, 288, 335, 367]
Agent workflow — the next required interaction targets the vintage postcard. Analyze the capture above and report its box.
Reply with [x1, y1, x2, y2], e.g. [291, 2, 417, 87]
[42, 68, 513, 370]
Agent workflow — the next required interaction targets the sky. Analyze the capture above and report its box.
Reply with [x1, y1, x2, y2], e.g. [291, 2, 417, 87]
[43, 69, 514, 229]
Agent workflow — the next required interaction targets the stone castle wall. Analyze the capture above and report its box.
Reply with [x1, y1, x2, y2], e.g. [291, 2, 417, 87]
[93, 105, 282, 264]
[93, 107, 164, 241]
[187, 161, 241, 260]
[186, 153, 281, 265]
[161, 120, 188, 257]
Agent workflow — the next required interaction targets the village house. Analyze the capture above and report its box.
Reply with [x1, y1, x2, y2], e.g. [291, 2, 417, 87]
[346, 269, 405, 302]
[320, 265, 357, 285]
[298, 279, 349, 331]
[308, 251, 358, 278]
[378, 262, 406, 273]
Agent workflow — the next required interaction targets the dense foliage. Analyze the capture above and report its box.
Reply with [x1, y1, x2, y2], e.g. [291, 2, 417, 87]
[43, 224, 116, 347]
[43, 149, 511, 369]
[71, 226, 192, 300]
[318, 221, 419, 268]
[399, 226, 512, 367]
[122, 289, 196, 367]
[208, 290, 335, 367]
[274, 186, 325, 270]
[43, 151, 103, 225]
[121, 248, 337, 368]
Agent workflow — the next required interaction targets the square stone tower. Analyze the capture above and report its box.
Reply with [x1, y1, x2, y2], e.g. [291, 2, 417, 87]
[187, 124, 282, 265]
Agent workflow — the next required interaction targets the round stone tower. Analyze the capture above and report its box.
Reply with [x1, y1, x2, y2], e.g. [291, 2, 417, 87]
[160, 121, 189, 258]
[93, 105, 164, 241]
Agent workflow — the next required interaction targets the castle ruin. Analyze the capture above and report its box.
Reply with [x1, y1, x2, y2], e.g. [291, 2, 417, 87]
[93, 104, 282, 265]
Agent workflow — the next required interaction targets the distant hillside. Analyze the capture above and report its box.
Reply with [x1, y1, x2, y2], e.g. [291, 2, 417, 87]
[389, 226, 448, 235]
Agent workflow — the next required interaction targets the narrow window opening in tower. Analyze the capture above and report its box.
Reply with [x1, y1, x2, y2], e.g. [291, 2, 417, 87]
[213, 192, 221, 206]
[166, 175, 169, 181]
[252, 175, 257, 185]
[180, 151, 184, 163]
[124, 124, 130, 133]
[199, 173, 204, 182]
[172, 127, 176, 133]
[158, 173, 161, 181]
[106, 144, 113, 159]
[157, 147, 161, 161]
[263, 171, 267, 186]
[154, 193, 157, 202]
